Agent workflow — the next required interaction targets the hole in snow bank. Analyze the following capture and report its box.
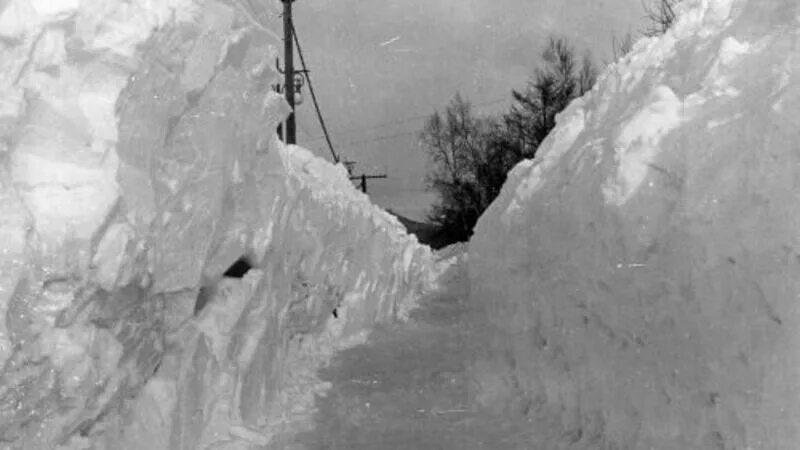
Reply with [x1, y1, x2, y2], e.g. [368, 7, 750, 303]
[223, 257, 253, 278]
[194, 257, 255, 316]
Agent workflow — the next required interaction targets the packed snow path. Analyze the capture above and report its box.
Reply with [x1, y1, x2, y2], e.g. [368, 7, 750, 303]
[284, 255, 533, 449]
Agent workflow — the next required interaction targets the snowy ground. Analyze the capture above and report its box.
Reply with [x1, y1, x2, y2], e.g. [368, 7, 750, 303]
[468, 0, 800, 448]
[273, 249, 535, 449]
[2, 0, 798, 448]
[0, 2, 435, 447]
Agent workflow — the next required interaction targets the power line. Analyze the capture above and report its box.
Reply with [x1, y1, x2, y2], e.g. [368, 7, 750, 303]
[290, 19, 340, 163]
[290, 16, 388, 191]
[301, 97, 508, 143]
[301, 96, 512, 156]
[341, 130, 417, 147]
[303, 114, 430, 143]
[349, 173, 387, 194]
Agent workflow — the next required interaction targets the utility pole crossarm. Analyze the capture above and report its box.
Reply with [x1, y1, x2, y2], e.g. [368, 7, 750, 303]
[349, 175, 388, 181]
[349, 173, 387, 194]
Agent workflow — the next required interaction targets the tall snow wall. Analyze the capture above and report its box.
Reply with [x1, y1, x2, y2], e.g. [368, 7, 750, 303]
[0, 1, 434, 448]
[469, 0, 800, 448]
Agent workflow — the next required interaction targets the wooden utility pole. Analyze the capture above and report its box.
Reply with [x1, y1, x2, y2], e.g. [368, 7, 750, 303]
[344, 160, 387, 194]
[349, 173, 388, 194]
[282, 0, 297, 144]
[346, 160, 387, 194]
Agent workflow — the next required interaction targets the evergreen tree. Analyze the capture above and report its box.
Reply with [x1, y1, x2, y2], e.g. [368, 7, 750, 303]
[421, 37, 597, 243]
[505, 37, 596, 160]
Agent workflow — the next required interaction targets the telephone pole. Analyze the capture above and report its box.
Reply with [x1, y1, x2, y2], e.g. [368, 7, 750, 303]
[350, 173, 388, 194]
[282, 0, 296, 144]
[345, 160, 387, 194]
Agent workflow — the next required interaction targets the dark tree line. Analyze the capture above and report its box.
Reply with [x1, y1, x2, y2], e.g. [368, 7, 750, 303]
[421, 1, 681, 243]
[421, 37, 596, 241]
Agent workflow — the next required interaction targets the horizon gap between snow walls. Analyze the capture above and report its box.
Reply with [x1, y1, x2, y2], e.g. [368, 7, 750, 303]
[468, 0, 800, 448]
[0, 1, 435, 448]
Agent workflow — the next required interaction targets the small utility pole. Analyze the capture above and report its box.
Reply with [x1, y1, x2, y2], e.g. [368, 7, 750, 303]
[346, 160, 387, 194]
[349, 173, 387, 194]
[282, 0, 296, 144]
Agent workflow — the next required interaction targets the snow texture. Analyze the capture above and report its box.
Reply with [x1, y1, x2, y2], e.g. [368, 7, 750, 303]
[0, 1, 434, 448]
[469, 0, 800, 448]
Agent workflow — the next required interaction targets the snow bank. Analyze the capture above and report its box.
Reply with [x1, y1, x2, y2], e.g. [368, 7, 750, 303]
[0, 1, 433, 448]
[469, 0, 800, 448]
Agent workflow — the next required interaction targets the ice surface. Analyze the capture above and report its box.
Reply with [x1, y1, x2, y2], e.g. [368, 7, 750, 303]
[0, 1, 434, 448]
[469, 0, 800, 448]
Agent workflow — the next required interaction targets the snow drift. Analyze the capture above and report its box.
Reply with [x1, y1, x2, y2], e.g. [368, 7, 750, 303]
[0, 1, 433, 448]
[469, 0, 800, 448]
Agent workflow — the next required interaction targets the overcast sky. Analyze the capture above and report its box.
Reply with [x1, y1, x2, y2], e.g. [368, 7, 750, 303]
[263, 0, 647, 220]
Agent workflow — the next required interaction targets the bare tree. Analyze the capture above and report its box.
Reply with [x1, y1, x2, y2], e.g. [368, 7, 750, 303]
[610, 31, 635, 62]
[642, 0, 679, 37]
[578, 52, 598, 94]
[421, 94, 494, 239]
[421, 37, 598, 242]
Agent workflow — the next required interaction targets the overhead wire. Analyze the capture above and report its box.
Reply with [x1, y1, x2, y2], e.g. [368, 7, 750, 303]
[285, 9, 508, 161]
[302, 97, 508, 144]
[290, 19, 340, 163]
[288, 13, 510, 168]
[303, 113, 432, 143]
[341, 131, 417, 147]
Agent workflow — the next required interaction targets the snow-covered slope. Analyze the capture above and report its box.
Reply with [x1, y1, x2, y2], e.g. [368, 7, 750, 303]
[469, 0, 800, 448]
[0, 1, 434, 448]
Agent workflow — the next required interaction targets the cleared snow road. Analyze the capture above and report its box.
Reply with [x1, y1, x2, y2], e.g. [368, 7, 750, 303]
[284, 256, 533, 449]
